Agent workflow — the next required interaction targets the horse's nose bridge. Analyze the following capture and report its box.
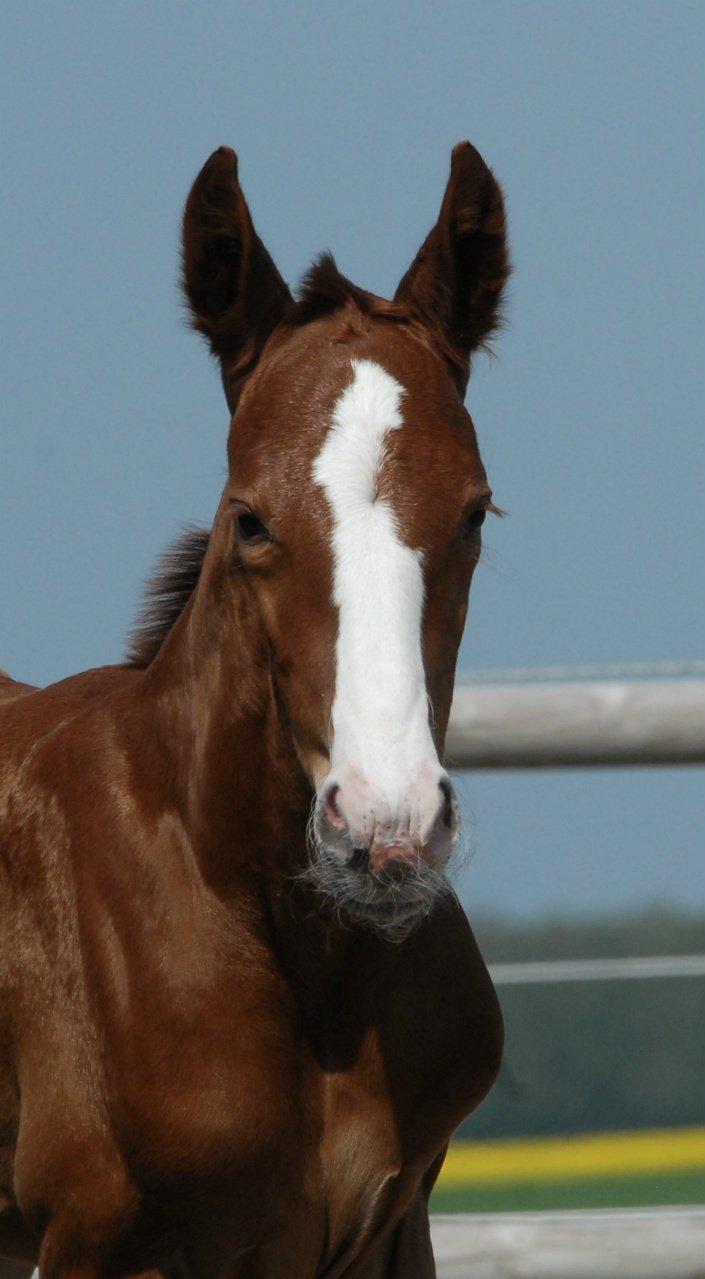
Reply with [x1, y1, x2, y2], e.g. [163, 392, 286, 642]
[309, 353, 463, 850]
[323, 648, 451, 828]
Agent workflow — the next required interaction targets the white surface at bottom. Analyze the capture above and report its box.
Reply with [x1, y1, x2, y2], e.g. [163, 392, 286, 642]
[430, 1207, 705, 1279]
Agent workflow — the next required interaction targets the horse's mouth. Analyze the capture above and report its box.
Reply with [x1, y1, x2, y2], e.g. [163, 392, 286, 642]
[300, 839, 453, 939]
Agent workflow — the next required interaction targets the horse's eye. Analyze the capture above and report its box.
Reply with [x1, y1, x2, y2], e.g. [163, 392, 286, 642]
[463, 508, 487, 538]
[237, 511, 270, 544]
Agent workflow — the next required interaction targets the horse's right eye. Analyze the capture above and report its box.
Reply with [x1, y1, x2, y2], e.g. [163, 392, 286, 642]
[237, 511, 270, 544]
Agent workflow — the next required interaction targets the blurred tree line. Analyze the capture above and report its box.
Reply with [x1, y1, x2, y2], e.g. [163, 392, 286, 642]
[458, 907, 705, 1139]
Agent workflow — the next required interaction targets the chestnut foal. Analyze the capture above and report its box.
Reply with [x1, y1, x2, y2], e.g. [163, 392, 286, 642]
[0, 141, 510, 1279]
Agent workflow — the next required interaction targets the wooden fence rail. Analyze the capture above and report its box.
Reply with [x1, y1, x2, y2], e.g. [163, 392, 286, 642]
[445, 679, 705, 769]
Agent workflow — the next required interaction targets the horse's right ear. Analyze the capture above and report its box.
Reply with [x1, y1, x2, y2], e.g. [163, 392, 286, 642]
[182, 147, 292, 409]
[395, 142, 510, 391]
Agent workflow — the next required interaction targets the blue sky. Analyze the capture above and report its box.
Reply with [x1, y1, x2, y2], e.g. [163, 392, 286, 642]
[2, 1, 703, 918]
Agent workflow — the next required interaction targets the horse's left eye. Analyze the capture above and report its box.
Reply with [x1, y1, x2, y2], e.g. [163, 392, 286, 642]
[463, 508, 486, 537]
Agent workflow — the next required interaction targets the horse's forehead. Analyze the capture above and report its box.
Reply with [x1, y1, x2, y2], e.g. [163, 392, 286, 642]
[230, 317, 483, 499]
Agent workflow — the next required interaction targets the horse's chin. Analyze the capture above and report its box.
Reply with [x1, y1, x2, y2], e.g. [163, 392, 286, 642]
[300, 842, 454, 942]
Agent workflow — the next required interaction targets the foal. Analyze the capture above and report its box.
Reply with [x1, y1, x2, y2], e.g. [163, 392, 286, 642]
[0, 141, 510, 1278]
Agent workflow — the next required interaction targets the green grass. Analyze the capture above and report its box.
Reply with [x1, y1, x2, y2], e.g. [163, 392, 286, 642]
[430, 1168, 705, 1214]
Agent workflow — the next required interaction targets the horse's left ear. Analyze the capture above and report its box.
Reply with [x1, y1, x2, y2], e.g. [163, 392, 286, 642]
[182, 147, 293, 410]
[395, 141, 510, 390]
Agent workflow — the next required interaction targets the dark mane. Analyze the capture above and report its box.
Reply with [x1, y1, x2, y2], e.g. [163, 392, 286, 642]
[125, 527, 210, 668]
[290, 252, 408, 326]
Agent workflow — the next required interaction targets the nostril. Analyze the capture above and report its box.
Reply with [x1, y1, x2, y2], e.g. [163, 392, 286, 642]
[348, 846, 369, 872]
[438, 778, 455, 830]
[323, 783, 346, 831]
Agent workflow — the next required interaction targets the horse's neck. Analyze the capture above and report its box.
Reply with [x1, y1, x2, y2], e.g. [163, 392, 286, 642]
[136, 527, 366, 1005]
[142, 536, 312, 896]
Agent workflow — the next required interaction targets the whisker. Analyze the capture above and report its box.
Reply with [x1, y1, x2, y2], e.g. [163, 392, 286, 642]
[296, 808, 461, 943]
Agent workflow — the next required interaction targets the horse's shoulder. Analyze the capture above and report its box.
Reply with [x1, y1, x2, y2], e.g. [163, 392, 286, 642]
[0, 665, 144, 929]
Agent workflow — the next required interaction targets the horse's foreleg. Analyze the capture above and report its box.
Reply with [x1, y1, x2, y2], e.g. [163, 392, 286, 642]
[345, 1149, 446, 1279]
[36, 1217, 161, 1279]
[342, 1193, 435, 1279]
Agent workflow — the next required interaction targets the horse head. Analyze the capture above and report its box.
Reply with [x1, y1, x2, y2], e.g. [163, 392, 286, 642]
[181, 142, 510, 933]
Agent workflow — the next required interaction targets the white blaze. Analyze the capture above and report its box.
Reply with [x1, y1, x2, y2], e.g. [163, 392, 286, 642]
[313, 359, 443, 846]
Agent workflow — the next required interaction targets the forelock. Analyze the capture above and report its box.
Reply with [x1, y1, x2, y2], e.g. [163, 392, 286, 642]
[290, 253, 408, 327]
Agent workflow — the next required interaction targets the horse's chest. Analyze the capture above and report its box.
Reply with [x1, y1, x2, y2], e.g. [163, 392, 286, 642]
[20, 910, 497, 1279]
[111, 962, 300, 1179]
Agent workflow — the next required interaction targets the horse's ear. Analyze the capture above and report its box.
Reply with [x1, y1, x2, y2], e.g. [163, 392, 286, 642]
[182, 147, 293, 409]
[395, 141, 510, 389]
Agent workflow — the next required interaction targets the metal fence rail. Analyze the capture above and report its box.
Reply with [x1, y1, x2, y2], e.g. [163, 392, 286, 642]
[430, 1207, 705, 1279]
[445, 678, 705, 769]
